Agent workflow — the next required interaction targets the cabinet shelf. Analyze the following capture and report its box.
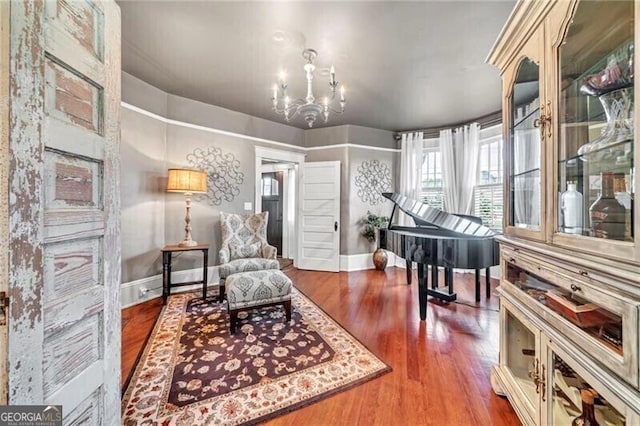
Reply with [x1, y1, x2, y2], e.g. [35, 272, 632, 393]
[559, 139, 633, 167]
[513, 167, 541, 179]
[513, 106, 540, 130]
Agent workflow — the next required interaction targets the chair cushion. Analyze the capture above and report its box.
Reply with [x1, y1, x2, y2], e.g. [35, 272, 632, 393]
[229, 242, 261, 260]
[226, 270, 292, 310]
[218, 258, 280, 279]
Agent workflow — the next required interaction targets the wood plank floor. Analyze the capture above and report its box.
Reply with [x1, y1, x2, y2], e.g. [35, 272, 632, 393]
[121, 266, 520, 425]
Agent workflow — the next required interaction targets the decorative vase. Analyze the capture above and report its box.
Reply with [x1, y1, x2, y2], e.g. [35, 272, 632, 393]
[590, 172, 626, 240]
[561, 182, 583, 234]
[571, 389, 600, 426]
[578, 87, 634, 161]
[372, 248, 388, 270]
[613, 173, 632, 241]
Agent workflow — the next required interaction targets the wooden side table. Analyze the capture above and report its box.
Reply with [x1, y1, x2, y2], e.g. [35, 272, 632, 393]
[160, 244, 209, 304]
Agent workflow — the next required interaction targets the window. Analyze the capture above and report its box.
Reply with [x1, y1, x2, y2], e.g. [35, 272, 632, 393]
[474, 124, 503, 230]
[420, 138, 443, 210]
[261, 176, 279, 196]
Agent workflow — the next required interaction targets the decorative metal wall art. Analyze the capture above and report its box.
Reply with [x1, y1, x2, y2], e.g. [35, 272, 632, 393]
[354, 159, 392, 205]
[186, 146, 244, 205]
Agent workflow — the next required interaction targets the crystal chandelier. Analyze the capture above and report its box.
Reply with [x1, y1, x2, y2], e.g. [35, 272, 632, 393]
[271, 48, 346, 128]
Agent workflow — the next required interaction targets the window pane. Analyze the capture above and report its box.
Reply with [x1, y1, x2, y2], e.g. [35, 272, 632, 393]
[477, 130, 504, 229]
[474, 184, 504, 230]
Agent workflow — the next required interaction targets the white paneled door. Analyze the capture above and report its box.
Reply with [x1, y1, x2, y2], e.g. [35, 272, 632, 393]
[1, 1, 121, 423]
[297, 161, 341, 272]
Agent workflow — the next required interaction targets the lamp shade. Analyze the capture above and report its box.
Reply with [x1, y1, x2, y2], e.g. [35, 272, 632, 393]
[166, 168, 207, 194]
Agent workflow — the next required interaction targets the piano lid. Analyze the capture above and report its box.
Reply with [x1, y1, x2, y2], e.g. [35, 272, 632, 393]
[382, 192, 497, 238]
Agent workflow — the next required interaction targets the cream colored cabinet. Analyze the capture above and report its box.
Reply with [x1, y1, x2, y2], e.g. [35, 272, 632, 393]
[489, 1, 640, 424]
[493, 297, 640, 426]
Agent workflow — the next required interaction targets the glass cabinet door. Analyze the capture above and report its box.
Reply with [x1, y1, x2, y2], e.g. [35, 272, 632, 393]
[556, 1, 635, 243]
[505, 310, 538, 406]
[510, 58, 543, 231]
[503, 256, 639, 388]
[542, 341, 636, 425]
[500, 299, 541, 421]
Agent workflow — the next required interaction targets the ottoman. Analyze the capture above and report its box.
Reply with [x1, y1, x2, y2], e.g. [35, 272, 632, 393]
[226, 269, 292, 333]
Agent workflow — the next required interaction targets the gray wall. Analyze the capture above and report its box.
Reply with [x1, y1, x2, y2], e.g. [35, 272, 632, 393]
[304, 124, 396, 149]
[168, 94, 305, 148]
[121, 74, 168, 283]
[120, 72, 398, 283]
[346, 147, 396, 254]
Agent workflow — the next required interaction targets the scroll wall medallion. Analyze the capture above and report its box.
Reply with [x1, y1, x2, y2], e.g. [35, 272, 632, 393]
[187, 147, 245, 206]
[354, 159, 392, 205]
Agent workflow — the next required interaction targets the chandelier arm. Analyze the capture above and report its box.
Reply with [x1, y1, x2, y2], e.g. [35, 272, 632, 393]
[272, 98, 306, 113]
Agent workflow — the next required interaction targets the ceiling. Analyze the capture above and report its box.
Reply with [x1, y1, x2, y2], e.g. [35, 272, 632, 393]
[118, 1, 515, 132]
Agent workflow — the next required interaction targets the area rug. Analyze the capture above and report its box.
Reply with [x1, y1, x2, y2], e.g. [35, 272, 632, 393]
[122, 288, 391, 425]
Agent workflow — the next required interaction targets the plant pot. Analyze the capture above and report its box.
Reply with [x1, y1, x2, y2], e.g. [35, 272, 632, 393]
[372, 248, 388, 270]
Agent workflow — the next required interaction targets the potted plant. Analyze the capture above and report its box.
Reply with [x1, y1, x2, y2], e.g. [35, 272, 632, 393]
[359, 212, 389, 270]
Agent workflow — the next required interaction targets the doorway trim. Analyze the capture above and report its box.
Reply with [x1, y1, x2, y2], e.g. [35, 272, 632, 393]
[254, 146, 305, 260]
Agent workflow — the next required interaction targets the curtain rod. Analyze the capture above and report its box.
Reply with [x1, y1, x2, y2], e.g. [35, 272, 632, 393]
[394, 110, 502, 140]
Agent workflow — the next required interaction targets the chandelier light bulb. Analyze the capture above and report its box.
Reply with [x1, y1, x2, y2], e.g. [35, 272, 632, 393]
[270, 48, 346, 128]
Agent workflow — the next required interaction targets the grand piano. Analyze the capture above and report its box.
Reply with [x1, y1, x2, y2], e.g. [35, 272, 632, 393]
[378, 192, 499, 320]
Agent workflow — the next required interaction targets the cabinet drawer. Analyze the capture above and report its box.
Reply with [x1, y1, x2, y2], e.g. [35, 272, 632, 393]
[500, 246, 640, 389]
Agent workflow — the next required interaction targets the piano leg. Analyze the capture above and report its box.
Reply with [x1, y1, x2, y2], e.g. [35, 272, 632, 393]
[431, 264, 438, 289]
[486, 267, 491, 298]
[447, 268, 454, 295]
[475, 269, 481, 302]
[426, 267, 457, 302]
[417, 263, 428, 320]
[406, 259, 412, 285]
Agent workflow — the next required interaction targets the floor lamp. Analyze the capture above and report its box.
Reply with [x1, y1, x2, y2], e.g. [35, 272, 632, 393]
[166, 168, 208, 247]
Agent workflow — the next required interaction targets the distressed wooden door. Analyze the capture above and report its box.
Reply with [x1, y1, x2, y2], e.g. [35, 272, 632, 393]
[3, 1, 121, 423]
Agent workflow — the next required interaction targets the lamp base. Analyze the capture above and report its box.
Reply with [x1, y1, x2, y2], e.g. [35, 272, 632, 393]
[178, 239, 198, 247]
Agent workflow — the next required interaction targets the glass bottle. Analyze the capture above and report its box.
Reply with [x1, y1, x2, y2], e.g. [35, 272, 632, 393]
[613, 172, 632, 241]
[572, 389, 600, 426]
[561, 182, 583, 234]
[590, 172, 626, 240]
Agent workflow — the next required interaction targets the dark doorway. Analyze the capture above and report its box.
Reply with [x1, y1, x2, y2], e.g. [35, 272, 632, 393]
[262, 171, 284, 254]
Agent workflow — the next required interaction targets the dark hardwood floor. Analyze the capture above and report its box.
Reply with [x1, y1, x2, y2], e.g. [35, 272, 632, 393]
[121, 267, 520, 425]
[121, 296, 163, 390]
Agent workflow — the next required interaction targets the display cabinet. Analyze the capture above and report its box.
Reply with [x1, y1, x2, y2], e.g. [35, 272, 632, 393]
[494, 292, 640, 425]
[488, 0, 640, 424]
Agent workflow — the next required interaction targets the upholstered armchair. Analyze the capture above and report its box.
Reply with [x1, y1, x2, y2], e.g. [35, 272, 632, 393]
[217, 211, 280, 301]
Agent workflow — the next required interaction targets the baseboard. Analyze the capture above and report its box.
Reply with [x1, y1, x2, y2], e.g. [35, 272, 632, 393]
[121, 266, 220, 309]
[339, 253, 375, 271]
[122, 256, 501, 307]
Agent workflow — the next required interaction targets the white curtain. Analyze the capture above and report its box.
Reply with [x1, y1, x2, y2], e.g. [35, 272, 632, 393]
[440, 123, 480, 215]
[399, 132, 424, 225]
[439, 129, 457, 213]
[456, 123, 480, 215]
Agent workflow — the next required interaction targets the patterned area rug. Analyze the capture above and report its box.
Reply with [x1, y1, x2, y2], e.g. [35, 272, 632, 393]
[122, 288, 391, 425]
